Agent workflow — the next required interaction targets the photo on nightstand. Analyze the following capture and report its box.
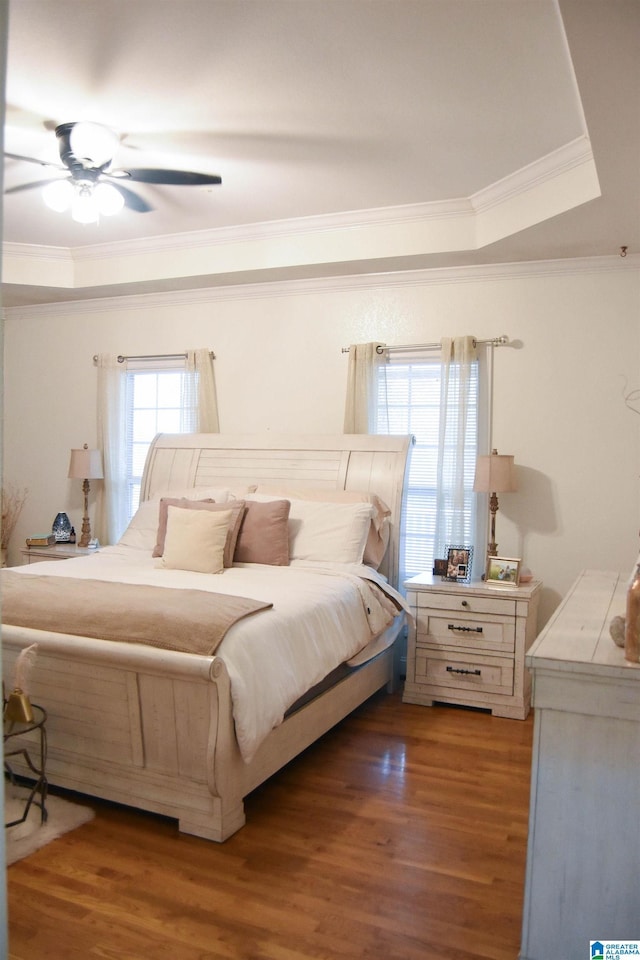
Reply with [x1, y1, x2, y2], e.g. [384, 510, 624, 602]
[444, 545, 473, 583]
[486, 555, 521, 585]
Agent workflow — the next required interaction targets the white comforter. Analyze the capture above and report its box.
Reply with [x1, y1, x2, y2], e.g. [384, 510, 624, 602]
[13, 545, 408, 762]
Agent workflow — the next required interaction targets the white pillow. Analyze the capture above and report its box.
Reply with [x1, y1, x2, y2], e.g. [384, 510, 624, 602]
[117, 488, 231, 551]
[288, 499, 374, 563]
[118, 499, 161, 550]
[161, 505, 232, 574]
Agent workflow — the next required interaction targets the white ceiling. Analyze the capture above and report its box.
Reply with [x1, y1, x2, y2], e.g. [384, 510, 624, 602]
[2, 0, 639, 307]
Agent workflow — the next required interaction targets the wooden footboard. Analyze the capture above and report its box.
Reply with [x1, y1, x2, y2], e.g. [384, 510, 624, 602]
[2, 615, 403, 842]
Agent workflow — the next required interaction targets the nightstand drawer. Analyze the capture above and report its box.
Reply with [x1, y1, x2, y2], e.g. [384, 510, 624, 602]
[415, 649, 514, 697]
[414, 590, 517, 617]
[417, 611, 515, 654]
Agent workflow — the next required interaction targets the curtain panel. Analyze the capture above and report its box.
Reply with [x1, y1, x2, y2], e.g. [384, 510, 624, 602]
[343, 342, 386, 433]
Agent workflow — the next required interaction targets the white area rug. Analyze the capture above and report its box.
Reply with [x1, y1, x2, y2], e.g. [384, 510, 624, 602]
[5, 786, 95, 865]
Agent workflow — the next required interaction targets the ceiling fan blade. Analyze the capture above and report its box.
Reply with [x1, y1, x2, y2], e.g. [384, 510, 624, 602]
[107, 180, 153, 213]
[4, 176, 68, 195]
[108, 168, 222, 186]
[4, 151, 66, 170]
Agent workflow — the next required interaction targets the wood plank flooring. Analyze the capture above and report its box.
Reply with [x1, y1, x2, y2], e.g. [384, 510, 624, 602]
[7, 691, 533, 960]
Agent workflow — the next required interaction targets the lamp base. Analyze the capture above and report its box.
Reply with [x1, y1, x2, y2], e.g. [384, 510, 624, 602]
[78, 479, 92, 548]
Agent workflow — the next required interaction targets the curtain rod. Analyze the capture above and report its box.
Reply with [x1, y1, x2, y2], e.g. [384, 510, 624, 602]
[93, 351, 215, 363]
[341, 335, 509, 354]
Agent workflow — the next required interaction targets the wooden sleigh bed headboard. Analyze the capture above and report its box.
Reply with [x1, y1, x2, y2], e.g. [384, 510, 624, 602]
[141, 432, 413, 586]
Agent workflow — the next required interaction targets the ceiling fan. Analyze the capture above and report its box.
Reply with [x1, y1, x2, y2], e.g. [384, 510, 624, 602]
[4, 121, 222, 221]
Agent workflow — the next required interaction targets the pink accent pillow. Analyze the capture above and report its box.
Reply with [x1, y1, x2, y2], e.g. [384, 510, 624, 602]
[234, 499, 291, 565]
[153, 498, 246, 567]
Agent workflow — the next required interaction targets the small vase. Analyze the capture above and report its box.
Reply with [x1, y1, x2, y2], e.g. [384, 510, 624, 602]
[52, 512, 72, 543]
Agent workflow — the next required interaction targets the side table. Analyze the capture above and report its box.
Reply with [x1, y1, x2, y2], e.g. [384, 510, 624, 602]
[20, 544, 98, 564]
[403, 573, 542, 719]
[4, 704, 48, 827]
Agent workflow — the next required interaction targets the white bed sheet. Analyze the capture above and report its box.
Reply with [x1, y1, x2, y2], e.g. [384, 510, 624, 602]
[12, 546, 408, 762]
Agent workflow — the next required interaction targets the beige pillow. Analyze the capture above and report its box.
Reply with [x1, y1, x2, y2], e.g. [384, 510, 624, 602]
[234, 499, 291, 565]
[153, 498, 246, 566]
[161, 506, 232, 574]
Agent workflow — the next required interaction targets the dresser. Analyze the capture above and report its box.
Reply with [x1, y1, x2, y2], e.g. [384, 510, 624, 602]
[519, 569, 640, 960]
[403, 573, 541, 719]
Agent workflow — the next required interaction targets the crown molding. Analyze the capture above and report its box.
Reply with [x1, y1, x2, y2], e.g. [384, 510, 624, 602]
[471, 136, 595, 213]
[68, 197, 475, 263]
[2, 242, 72, 263]
[4, 254, 636, 320]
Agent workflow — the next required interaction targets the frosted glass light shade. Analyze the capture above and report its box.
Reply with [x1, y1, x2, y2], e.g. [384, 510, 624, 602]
[94, 182, 125, 216]
[42, 179, 74, 212]
[71, 183, 99, 224]
[70, 121, 119, 166]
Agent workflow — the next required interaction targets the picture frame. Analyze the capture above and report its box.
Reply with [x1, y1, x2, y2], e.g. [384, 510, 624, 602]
[485, 555, 521, 586]
[444, 545, 473, 584]
[432, 558, 448, 577]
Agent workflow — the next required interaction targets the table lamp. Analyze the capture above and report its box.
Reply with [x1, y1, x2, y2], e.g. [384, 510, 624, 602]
[68, 444, 104, 548]
[473, 449, 517, 557]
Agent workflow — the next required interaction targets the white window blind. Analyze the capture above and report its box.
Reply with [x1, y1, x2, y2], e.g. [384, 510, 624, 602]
[376, 357, 479, 581]
[124, 359, 198, 519]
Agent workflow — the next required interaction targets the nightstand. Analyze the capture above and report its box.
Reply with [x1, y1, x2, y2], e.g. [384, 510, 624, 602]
[403, 572, 542, 719]
[20, 544, 98, 564]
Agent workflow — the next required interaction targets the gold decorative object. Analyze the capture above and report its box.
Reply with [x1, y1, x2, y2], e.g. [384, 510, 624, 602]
[4, 643, 39, 723]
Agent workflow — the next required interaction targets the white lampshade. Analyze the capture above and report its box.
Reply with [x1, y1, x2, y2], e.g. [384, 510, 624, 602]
[473, 449, 517, 493]
[68, 445, 104, 480]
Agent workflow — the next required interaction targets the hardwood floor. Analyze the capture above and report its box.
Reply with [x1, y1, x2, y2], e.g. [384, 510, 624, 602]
[7, 691, 533, 960]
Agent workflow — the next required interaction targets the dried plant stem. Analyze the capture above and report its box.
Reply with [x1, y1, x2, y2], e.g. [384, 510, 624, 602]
[1, 484, 28, 551]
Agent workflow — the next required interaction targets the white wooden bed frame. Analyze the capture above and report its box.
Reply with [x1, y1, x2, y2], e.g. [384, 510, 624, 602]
[3, 433, 412, 841]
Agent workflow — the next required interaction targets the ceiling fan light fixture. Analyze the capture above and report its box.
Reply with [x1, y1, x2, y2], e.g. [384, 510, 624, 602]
[42, 178, 74, 212]
[69, 121, 119, 167]
[94, 182, 125, 216]
[71, 181, 99, 224]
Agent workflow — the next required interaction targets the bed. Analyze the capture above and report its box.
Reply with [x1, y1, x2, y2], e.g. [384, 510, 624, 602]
[2, 433, 412, 841]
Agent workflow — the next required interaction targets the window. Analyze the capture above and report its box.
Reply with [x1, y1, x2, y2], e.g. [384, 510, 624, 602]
[376, 356, 480, 581]
[124, 361, 198, 521]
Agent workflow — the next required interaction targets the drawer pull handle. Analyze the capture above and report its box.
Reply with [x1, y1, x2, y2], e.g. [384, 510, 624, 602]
[448, 623, 483, 634]
[446, 666, 482, 676]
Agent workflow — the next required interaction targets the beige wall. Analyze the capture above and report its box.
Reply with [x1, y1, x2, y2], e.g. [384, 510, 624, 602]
[3, 256, 639, 626]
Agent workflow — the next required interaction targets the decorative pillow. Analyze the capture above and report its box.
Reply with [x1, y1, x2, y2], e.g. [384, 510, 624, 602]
[153, 498, 246, 566]
[285, 499, 374, 564]
[254, 486, 391, 568]
[161, 506, 232, 574]
[234, 499, 291, 565]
